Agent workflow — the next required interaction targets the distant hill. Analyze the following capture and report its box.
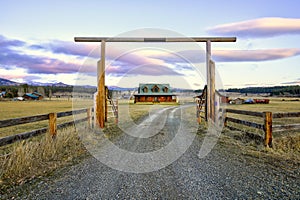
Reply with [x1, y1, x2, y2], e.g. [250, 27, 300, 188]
[0, 78, 72, 87]
[0, 78, 21, 86]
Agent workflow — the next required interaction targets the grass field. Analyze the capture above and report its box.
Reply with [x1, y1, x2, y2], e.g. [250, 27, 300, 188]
[0, 99, 93, 137]
[225, 98, 300, 130]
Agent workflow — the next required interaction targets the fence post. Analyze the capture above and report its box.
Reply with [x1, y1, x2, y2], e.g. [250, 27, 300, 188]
[115, 99, 118, 124]
[105, 86, 108, 122]
[263, 112, 273, 148]
[49, 113, 57, 138]
[223, 110, 227, 127]
[87, 108, 92, 128]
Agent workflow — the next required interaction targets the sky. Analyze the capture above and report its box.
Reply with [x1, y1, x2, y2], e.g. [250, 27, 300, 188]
[0, 0, 300, 89]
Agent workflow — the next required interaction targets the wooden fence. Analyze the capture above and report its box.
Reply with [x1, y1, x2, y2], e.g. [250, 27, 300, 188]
[224, 109, 300, 147]
[0, 108, 92, 146]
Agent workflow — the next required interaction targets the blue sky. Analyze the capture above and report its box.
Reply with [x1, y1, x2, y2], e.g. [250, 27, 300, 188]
[0, 0, 300, 89]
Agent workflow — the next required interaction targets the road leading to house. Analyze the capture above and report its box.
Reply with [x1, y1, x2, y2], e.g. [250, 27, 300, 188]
[3, 105, 300, 199]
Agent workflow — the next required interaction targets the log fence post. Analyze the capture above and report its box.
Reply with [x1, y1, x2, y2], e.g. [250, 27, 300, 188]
[263, 112, 273, 148]
[115, 99, 118, 124]
[49, 113, 57, 138]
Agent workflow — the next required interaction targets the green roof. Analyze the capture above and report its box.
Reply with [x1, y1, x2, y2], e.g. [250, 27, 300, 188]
[138, 83, 174, 94]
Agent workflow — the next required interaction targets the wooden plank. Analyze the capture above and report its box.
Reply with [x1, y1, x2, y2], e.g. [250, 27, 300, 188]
[0, 117, 89, 146]
[226, 117, 264, 130]
[57, 108, 87, 118]
[49, 113, 57, 137]
[0, 127, 48, 146]
[0, 114, 49, 128]
[273, 123, 300, 132]
[0, 108, 88, 129]
[263, 112, 272, 147]
[225, 109, 264, 117]
[74, 37, 237, 43]
[272, 112, 300, 119]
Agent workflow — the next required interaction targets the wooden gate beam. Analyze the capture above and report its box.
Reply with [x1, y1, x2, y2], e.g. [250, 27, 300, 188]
[75, 37, 236, 43]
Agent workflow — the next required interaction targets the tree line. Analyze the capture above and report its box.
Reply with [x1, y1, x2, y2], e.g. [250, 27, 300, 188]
[0, 85, 97, 98]
[226, 85, 300, 96]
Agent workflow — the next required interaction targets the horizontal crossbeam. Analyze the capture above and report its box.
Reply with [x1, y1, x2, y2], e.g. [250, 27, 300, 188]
[74, 37, 236, 43]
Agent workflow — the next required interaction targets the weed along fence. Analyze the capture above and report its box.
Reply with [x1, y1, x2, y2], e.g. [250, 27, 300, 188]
[0, 108, 92, 146]
[224, 108, 300, 147]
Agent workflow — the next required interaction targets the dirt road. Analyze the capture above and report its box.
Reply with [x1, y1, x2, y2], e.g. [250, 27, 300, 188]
[4, 105, 300, 199]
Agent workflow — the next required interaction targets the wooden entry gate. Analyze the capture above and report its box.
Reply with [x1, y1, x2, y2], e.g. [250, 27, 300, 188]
[74, 37, 236, 128]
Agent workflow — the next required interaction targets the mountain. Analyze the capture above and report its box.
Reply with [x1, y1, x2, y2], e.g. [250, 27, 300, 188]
[107, 85, 136, 91]
[0, 78, 21, 86]
[0, 78, 72, 87]
[51, 82, 71, 87]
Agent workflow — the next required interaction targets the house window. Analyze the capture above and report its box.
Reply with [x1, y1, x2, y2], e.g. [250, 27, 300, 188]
[142, 86, 148, 93]
[152, 85, 160, 93]
[163, 87, 168, 93]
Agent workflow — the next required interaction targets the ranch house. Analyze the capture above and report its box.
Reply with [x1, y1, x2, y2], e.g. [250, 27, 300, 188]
[134, 83, 177, 103]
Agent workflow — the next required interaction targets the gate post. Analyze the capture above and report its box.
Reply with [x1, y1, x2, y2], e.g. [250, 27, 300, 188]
[209, 60, 216, 122]
[206, 41, 211, 121]
[95, 40, 106, 128]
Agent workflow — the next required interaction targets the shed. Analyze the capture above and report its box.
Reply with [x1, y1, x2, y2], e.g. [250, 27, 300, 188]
[24, 93, 38, 100]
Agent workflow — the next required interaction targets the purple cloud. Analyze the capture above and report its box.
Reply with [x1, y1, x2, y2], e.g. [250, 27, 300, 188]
[149, 50, 206, 64]
[207, 17, 300, 38]
[151, 48, 300, 63]
[212, 48, 300, 62]
[281, 80, 300, 85]
[0, 35, 26, 48]
[32, 40, 183, 77]
[106, 64, 182, 77]
[0, 35, 96, 75]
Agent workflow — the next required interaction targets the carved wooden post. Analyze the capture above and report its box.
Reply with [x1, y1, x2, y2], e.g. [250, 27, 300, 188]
[96, 40, 106, 128]
[210, 60, 216, 122]
[49, 113, 57, 138]
[206, 41, 211, 121]
[264, 112, 273, 147]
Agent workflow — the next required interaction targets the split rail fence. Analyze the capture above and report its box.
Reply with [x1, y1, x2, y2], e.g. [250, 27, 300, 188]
[0, 108, 92, 147]
[224, 109, 300, 147]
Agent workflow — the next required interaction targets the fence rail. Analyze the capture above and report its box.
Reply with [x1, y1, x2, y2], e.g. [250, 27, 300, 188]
[0, 108, 92, 146]
[224, 109, 300, 147]
[225, 117, 264, 130]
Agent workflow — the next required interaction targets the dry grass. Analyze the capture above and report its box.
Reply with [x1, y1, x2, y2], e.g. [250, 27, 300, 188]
[1, 98, 299, 190]
[222, 110, 300, 162]
[0, 126, 88, 191]
[196, 97, 300, 163]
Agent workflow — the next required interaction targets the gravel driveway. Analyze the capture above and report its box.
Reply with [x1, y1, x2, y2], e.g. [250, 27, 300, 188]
[3, 105, 300, 199]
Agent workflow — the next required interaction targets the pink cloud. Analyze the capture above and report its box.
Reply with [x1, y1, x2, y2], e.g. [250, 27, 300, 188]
[207, 17, 300, 38]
